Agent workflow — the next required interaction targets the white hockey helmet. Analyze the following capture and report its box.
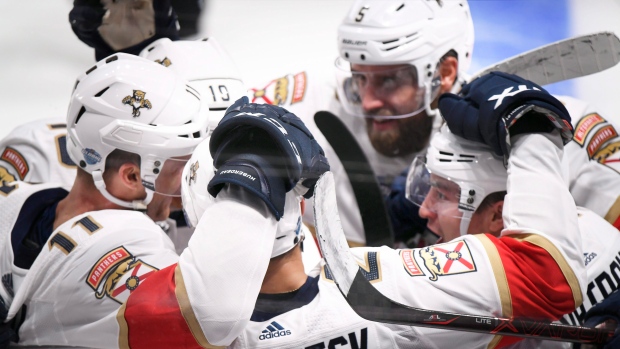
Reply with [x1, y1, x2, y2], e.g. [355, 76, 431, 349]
[181, 139, 304, 258]
[406, 126, 506, 236]
[67, 53, 210, 210]
[335, 0, 474, 119]
[139, 37, 247, 132]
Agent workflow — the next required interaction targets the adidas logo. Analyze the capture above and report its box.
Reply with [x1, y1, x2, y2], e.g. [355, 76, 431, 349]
[258, 321, 292, 340]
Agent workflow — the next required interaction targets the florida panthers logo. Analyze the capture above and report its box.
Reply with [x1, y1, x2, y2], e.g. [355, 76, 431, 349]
[154, 57, 172, 67]
[188, 161, 199, 185]
[122, 90, 152, 117]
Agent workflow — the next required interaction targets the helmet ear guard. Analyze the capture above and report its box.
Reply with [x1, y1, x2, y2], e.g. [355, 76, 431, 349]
[67, 53, 209, 209]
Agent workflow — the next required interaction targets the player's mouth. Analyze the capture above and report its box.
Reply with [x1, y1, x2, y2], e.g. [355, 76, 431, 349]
[371, 118, 398, 131]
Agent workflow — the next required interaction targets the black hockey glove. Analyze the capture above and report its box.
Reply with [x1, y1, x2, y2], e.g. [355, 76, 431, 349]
[579, 289, 620, 349]
[438, 71, 573, 157]
[208, 97, 329, 220]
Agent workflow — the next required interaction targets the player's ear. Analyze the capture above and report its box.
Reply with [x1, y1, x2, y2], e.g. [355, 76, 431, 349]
[117, 162, 144, 193]
[439, 56, 458, 93]
[488, 200, 504, 236]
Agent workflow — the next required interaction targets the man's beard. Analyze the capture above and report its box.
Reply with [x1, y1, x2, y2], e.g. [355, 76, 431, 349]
[366, 112, 434, 157]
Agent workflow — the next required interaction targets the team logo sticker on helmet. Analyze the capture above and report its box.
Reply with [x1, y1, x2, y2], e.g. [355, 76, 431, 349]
[81, 148, 102, 165]
[87, 246, 159, 304]
[154, 57, 172, 67]
[188, 160, 199, 185]
[122, 90, 153, 117]
[418, 240, 477, 281]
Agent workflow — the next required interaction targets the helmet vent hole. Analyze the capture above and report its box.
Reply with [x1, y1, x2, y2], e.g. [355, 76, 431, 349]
[185, 120, 192, 124]
[202, 37, 209, 41]
[210, 107, 227, 111]
[360, 54, 366, 60]
[75, 106, 86, 124]
[85, 66, 97, 75]
[192, 131, 201, 138]
[345, 52, 349, 58]
[147, 46, 156, 52]
[396, 3, 404, 11]
[73, 80, 80, 91]
[105, 55, 118, 63]
[94, 87, 109, 97]
[179, 134, 189, 138]
[439, 151, 453, 156]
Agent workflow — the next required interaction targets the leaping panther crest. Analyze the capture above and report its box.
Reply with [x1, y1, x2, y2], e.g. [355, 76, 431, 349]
[122, 90, 152, 117]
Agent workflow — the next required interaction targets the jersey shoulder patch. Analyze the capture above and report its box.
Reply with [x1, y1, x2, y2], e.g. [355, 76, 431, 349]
[250, 71, 307, 106]
[0, 147, 29, 179]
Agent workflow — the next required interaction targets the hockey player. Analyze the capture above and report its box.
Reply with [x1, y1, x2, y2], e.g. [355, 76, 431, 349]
[251, 0, 620, 247]
[336, 72, 586, 349]
[181, 139, 436, 349]
[0, 55, 328, 348]
[403, 77, 620, 348]
[0, 37, 245, 194]
[0, 37, 248, 252]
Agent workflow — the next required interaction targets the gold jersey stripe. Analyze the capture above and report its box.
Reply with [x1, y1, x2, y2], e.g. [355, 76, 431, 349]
[512, 234, 583, 308]
[116, 303, 130, 349]
[174, 264, 224, 349]
[475, 234, 511, 349]
[604, 196, 620, 226]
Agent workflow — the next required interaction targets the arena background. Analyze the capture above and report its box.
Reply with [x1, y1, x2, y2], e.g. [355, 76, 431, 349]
[0, 0, 619, 139]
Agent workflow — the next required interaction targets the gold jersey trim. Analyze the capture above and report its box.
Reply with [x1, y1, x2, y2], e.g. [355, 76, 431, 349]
[174, 264, 224, 349]
[511, 234, 583, 308]
[116, 303, 130, 349]
[476, 234, 511, 349]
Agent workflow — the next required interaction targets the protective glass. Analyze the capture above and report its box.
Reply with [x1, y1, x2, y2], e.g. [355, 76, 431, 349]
[334, 57, 441, 119]
[153, 156, 191, 197]
[405, 157, 465, 220]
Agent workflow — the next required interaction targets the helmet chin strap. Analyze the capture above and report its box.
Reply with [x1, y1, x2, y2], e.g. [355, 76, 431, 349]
[92, 170, 152, 211]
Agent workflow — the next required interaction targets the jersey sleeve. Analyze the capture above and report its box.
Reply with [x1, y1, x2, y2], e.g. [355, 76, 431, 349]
[0, 118, 76, 187]
[118, 185, 277, 348]
[560, 95, 620, 228]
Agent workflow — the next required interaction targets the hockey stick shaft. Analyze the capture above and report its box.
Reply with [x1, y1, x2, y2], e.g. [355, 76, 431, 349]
[314, 111, 394, 247]
[345, 269, 613, 344]
[313, 173, 614, 344]
[469, 31, 620, 85]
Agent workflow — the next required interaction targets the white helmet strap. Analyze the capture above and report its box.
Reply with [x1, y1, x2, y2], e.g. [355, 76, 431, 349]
[92, 170, 152, 211]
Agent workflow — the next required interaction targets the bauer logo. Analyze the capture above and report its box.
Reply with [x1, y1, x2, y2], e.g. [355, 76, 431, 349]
[122, 90, 152, 117]
[258, 321, 291, 340]
[82, 148, 102, 165]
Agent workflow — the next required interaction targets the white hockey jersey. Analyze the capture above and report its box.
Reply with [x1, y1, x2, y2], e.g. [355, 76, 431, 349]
[250, 72, 620, 245]
[227, 263, 437, 349]
[0, 182, 276, 348]
[0, 118, 76, 189]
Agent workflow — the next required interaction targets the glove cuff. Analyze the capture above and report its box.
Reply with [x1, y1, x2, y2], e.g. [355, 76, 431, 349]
[207, 154, 287, 220]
